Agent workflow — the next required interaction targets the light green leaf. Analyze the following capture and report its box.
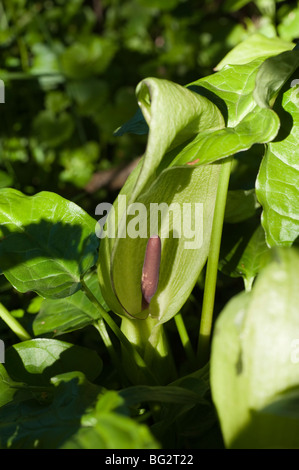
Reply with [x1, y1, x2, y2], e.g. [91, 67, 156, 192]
[278, 8, 299, 42]
[169, 57, 280, 167]
[256, 85, 299, 246]
[0, 189, 99, 298]
[60, 388, 160, 449]
[60, 36, 116, 79]
[30, 43, 64, 90]
[115, 41, 293, 167]
[215, 33, 293, 70]
[253, 49, 299, 108]
[211, 247, 299, 448]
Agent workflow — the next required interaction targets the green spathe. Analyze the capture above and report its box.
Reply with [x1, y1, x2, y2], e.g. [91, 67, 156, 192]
[98, 77, 224, 324]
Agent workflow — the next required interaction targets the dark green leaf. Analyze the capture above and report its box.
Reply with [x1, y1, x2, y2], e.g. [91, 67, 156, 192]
[61, 389, 160, 449]
[33, 272, 109, 336]
[119, 384, 209, 407]
[219, 217, 271, 290]
[0, 364, 29, 408]
[0, 371, 102, 449]
[33, 110, 74, 147]
[224, 189, 259, 223]
[114, 107, 149, 136]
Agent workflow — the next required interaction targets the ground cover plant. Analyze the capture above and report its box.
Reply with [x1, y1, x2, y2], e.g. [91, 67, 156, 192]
[0, 0, 299, 449]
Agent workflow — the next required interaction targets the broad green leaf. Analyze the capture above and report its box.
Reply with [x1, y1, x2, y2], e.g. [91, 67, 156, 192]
[169, 57, 280, 167]
[211, 247, 299, 448]
[60, 389, 160, 449]
[219, 217, 271, 290]
[0, 364, 30, 408]
[0, 189, 99, 299]
[256, 85, 299, 246]
[215, 33, 293, 70]
[33, 292, 99, 336]
[61, 412, 159, 449]
[4, 338, 102, 385]
[0, 371, 102, 449]
[253, 49, 299, 108]
[115, 40, 293, 166]
[33, 272, 108, 336]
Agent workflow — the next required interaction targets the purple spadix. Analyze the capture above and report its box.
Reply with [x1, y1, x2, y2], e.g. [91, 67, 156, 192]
[141, 235, 161, 310]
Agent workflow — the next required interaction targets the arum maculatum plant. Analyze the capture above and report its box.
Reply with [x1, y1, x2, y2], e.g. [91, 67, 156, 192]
[0, 33, 298, 448]
[97, 36, 299, 387]
[97, 76, 225, 383]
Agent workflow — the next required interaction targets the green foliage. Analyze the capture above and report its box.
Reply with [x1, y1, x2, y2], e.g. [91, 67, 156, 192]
[0, 189, 99, 298]
[211, 248, 299, 448]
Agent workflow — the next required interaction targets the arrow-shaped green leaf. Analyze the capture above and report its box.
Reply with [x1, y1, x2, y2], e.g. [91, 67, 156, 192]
[0, 189, 99, 298]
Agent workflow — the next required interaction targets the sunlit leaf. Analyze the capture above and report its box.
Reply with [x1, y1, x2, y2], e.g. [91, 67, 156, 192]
[211, 247, 299, 448]
[256, 85, 299, 246]
[0, 189, 99, 298]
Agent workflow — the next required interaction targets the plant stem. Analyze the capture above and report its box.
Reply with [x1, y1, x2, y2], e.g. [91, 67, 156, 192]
[174, 313, 196, 366]
[197, 156, 233, 366]
[80, 278, 159, 385]
[0, 303, 31, 341]
[93, 318, 128, 384]
[93, 317, 117, 362]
